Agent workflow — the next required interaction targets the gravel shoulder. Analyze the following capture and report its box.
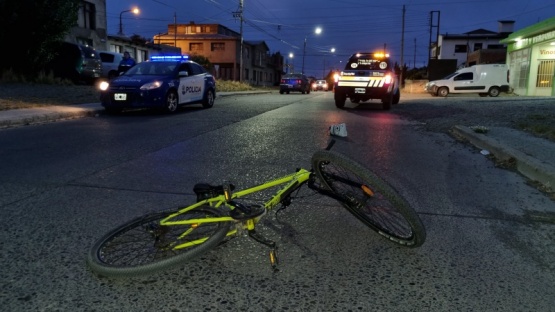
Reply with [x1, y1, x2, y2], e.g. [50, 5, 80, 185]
[0, 83, 100, 110]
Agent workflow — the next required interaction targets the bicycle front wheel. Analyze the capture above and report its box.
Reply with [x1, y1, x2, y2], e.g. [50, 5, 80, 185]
[312, 150, 426, 247]
[87, 206, 231, 278]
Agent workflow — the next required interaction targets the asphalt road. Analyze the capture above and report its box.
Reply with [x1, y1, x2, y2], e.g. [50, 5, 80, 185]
[0, 92, 554, 312]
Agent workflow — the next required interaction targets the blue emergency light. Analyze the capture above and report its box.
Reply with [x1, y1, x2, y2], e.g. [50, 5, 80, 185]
[150, 55, 189, 61]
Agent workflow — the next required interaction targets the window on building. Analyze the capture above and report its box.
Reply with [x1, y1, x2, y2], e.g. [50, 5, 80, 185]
[488, 44, 504, 49]
[137, 50, 148, 63]
[473, 43, 482, 51]
[77, 1, 96, 30]
[211, 43, 225, 51]
[454, 45, 467, 53]
[509, 48, 530, 89]
[536, 60, 555, 88]
[190, 43, 204, 52]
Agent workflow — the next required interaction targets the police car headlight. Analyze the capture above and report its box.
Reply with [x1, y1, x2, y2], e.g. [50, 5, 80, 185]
[140, 81, 163, 90]
[99, 81, 109, 91]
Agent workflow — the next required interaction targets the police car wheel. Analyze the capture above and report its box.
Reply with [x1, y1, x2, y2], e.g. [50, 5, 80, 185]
[393, 90, 400, 105]
[202, 89, 215, 108]
[381, 94, 392, 110]
[164, 90, 179, 113]
[334, 92, 346, 109]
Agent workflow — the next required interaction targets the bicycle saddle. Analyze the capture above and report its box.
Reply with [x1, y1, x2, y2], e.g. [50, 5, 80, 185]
[193, 183, 235, 202]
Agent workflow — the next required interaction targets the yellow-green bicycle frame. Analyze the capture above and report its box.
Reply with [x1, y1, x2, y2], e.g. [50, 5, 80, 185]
[159, 168, 313, 250]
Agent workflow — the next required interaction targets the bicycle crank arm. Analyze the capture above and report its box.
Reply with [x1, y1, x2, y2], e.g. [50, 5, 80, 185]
[248, 230, 280, 271]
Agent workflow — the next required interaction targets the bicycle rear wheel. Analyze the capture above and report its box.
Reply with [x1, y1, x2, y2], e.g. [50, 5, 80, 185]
[312, 150, 425, 247]
[87, 206, 231, 278]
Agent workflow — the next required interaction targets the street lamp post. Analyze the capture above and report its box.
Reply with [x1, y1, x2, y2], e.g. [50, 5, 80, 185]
[119, 7, 140, 36]
[323, 47, 335, 77]
[301, 27, 322, 75]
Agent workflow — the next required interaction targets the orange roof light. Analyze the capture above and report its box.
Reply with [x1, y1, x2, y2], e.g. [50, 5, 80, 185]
[374, 53, 390, 58]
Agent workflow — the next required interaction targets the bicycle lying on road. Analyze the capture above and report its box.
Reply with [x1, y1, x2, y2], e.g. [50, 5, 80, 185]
[87, 140, 426, 278]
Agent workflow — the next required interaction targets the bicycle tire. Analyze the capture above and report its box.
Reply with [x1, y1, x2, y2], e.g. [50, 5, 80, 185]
[87, 206, 231, 278]
[311, 150, 426, 247]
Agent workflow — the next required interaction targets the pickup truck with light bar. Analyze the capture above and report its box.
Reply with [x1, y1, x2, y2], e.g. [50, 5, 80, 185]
[333, 52, 400, 110]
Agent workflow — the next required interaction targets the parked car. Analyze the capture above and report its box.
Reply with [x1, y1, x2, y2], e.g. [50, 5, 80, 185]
[279, 73, 311, 94]
[47, 42, 102, 85]
[312, 79, 329, 91]
[99, 55, 216, 114]
[424, 64, 510, 97]
[98, 51, 123, 80]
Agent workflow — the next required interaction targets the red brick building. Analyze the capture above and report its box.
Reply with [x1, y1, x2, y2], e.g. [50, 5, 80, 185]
[154, 22, 283, 86]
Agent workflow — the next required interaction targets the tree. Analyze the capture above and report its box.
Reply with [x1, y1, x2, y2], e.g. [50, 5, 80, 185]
[189, 54, 214, 72]
[0, 0, 80, 76]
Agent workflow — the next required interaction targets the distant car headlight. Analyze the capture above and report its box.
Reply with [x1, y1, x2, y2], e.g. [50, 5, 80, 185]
[99, 81, 109, 91]
[140, 81, 163, 90]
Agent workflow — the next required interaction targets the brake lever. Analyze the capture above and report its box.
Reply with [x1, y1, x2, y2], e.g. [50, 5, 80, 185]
[325, 139, 336, 151]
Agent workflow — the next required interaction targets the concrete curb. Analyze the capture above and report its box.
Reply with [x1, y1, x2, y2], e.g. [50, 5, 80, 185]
[451, 125, 555, 191]
[0, 105, 100, 129]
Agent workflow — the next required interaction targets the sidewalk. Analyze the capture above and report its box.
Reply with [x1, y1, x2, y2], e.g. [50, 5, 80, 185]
[451, 126, 555, 193]
[1, 90, 553, 194]
[0, 91, 270, 128]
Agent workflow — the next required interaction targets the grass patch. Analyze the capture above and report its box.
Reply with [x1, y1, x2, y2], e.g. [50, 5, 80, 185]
[517, 113, 555, 142]
[470, 125, 489, 133]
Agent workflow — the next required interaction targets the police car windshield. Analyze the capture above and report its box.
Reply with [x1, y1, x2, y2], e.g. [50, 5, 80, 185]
[345, 56, 390, 71]
[125, 61, 178, 76]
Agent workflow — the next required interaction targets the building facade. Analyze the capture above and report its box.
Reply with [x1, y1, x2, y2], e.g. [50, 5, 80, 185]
[63, 0, 179, 65]
[501, 16, 555, 96]
[154, 22, 283, 86]
[432, 21, 514, 67]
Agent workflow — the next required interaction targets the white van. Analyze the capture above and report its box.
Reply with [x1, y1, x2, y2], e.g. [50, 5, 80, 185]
[425, 64, 510, 97]
[98, 51, 124, 80]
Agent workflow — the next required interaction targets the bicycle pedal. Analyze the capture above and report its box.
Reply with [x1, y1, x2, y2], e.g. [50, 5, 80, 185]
[269, 249, 279, 272]
[229, 204, 265, 220]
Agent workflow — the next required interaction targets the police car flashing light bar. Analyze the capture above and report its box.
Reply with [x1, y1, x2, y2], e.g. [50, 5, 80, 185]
[354, 52, 390, 58]
[150, 55, 190, 61]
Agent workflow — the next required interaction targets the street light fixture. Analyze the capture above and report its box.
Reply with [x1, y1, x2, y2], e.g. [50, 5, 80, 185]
[288, 53, 294, 73]
[119, 7, 140, 35]
[302, 27, 322, 75]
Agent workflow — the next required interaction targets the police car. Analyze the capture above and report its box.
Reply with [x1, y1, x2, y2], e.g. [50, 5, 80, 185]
[99, 55, 216, 114]
[333, 52, 400, 110]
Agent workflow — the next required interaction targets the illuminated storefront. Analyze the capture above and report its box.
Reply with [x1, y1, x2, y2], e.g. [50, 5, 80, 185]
[501, 16, 555, 96]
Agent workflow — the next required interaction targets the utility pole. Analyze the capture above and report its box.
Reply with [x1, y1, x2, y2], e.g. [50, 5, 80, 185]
[400, 5, 405, 86]
[233, 1, 244, 82]
[174, 12, 177, 47]
[429, 11, 440, 62]
[414, 38, 417, 68]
